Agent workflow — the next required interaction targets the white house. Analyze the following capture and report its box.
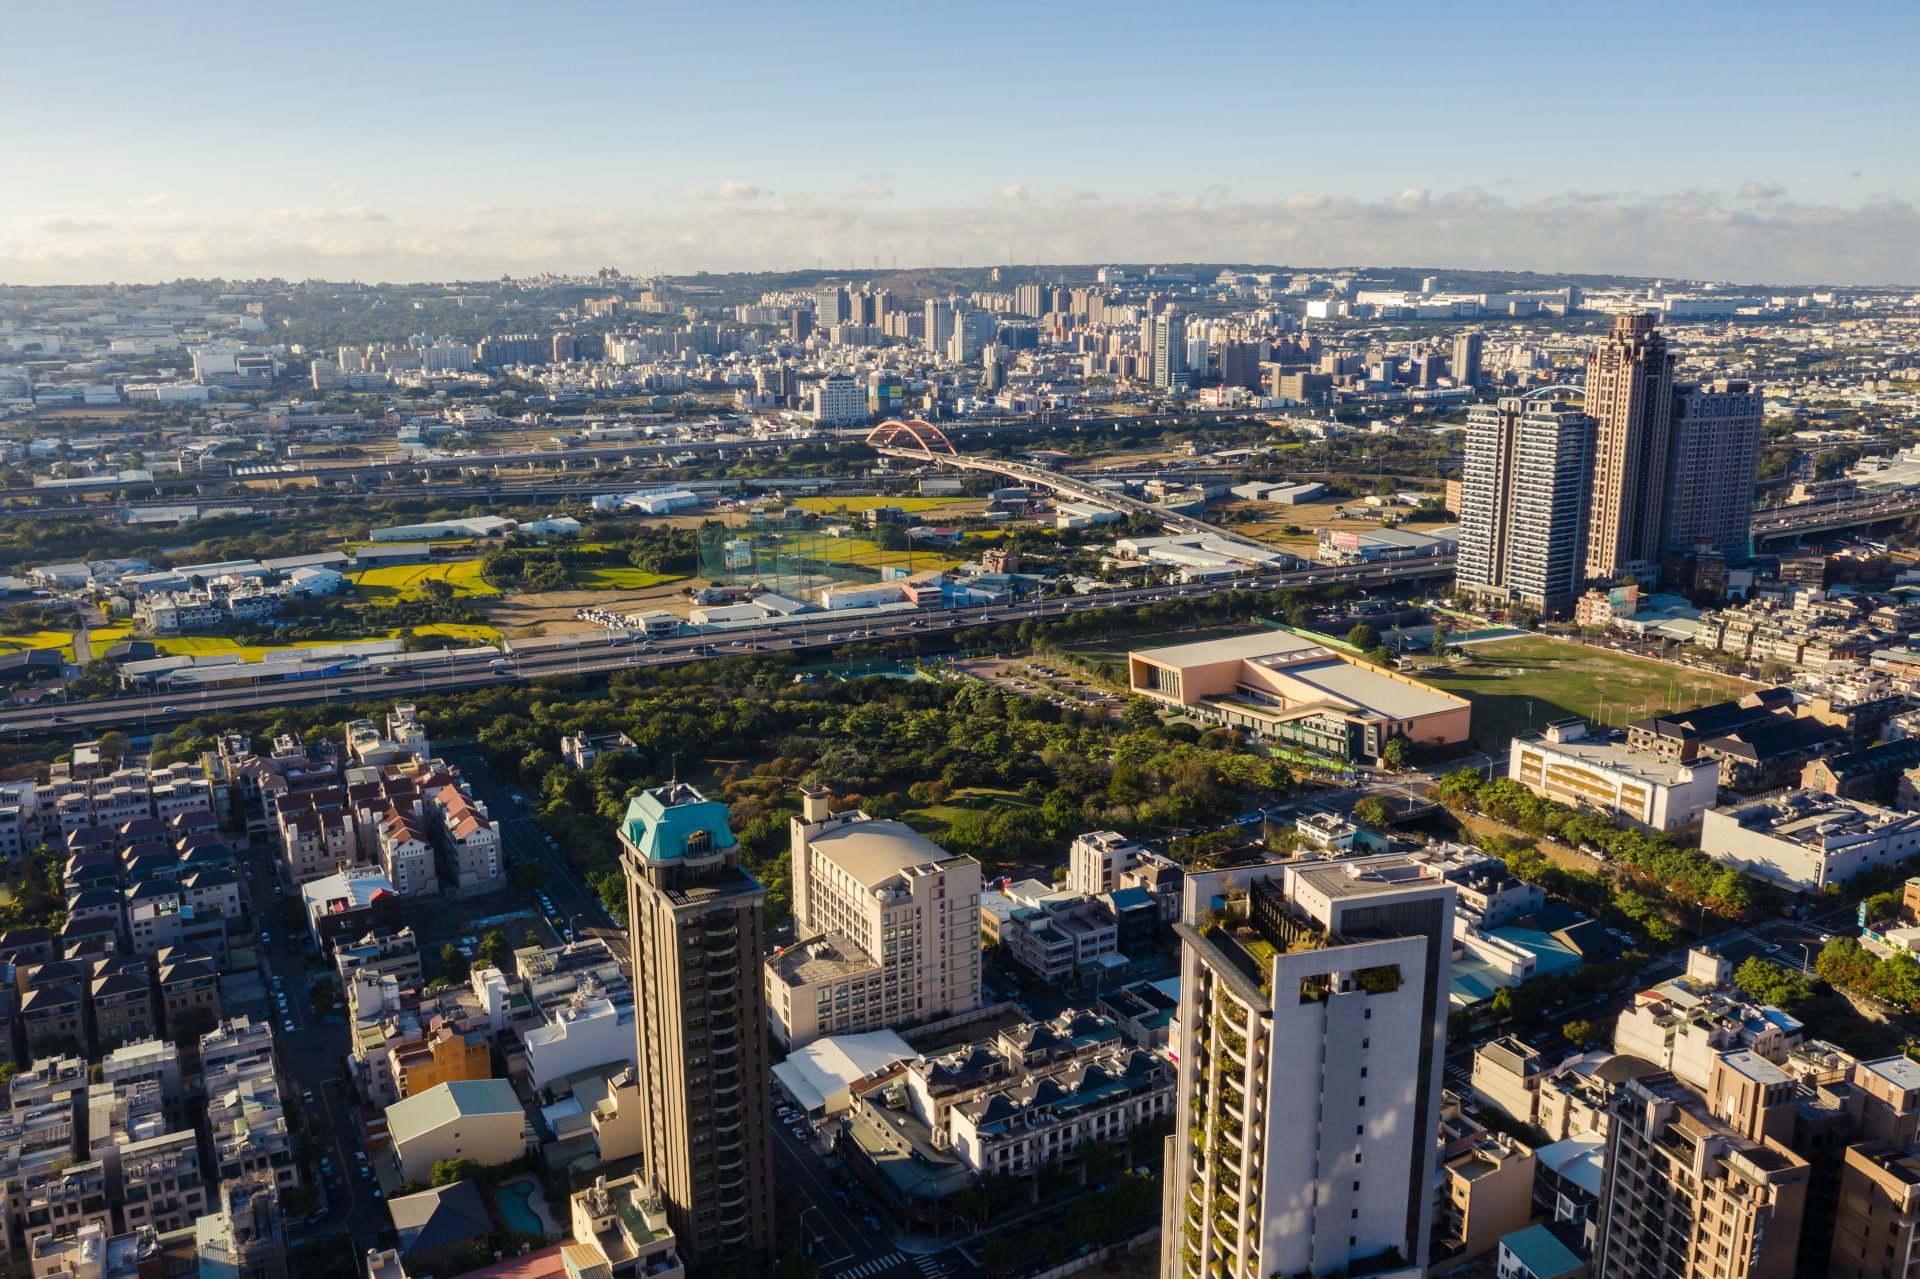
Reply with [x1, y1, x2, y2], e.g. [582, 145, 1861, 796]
[285, 566, 345, 597]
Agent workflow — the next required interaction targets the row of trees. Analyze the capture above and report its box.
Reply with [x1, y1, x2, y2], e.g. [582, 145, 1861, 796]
[1814, 936, 1920, 1012]
[1433, 769, 1757, 936]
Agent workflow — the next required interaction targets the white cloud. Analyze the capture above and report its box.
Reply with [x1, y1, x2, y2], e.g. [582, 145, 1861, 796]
[30, 215, 112, 234]
[5, 185, 1920, 286]
[844, 183, 893, 200]
[1739, 180, 1786, 200]
[688, 181, 763, 202]
[267, 206, 391, 224]
[129, 193, 170, 209]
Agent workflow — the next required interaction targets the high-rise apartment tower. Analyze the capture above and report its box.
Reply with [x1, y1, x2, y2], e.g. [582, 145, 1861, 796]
[619, 784, 773, 1275]
[1161, 854, 1453, 1279]
[1583, 312, 1675, 582]
[1457, 396, 1594, 617]
[1663, 377, 1765, 566]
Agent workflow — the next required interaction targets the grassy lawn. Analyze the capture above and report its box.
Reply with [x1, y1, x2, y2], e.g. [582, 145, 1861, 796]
[155, 636, 350, 661]
[350, 559, 498, 601]
[1425, 635, 1754, 751]
[155, 624, 501, 660]
[904, 787, 1033, 837]
[792, 496, 961, 514]
[568, 567, 688, 591]
[405, 623, 503, 643]
[0, 629, 74, 657]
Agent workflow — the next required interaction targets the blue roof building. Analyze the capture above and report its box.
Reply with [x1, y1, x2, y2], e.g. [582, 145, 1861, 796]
[621, 783, 739, 863]
[1497, 1224, 1585, 1279]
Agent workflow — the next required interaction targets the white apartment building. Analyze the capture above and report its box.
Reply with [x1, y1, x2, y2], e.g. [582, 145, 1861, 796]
[768, 788, 980, 1049]
[523, 989, 637, 1093]
[1068, 830, 1144, 896]
[423, 779, 501, 894]
[1457, 397, 1593, 618]
[205, 1054, 298, 1194]
[810, 375, 866, 425]
[1064, 830, 1185, 917]
[117, 1127, 210, 1233]
[1612, 984, 1800, 1092]
[1509, 720, 1719, 832]
[377, 811, 438, 898]
[948, 1045, 1173, 1178]
[1700, 790, 1920, 891]
[1162, 854, 1452, 1279]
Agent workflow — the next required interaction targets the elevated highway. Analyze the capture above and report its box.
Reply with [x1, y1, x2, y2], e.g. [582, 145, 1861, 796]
[1, 553, 1455, 743]
[1751, 491, 1920, 542]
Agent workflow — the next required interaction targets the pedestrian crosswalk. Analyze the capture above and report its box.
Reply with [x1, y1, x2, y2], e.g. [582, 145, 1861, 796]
[831, 1252, 948, 1279]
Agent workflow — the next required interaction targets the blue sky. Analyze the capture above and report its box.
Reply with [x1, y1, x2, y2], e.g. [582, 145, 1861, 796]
[4, 0, 1916, 284]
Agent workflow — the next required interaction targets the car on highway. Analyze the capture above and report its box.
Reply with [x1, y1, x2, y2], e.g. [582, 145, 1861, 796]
[282, 1019, 296, 1034]
[260, 933, 272, 947]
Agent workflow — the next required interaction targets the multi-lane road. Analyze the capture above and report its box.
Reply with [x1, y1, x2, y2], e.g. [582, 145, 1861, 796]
[237, 849, 392, 1253]
[447, 750, 615, 936]
[6, 555, 1457, 741]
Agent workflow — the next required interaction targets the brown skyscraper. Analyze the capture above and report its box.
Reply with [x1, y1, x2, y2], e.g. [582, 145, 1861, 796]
[619, 783, 773, 1275]
[1583, 313, 1674, 583]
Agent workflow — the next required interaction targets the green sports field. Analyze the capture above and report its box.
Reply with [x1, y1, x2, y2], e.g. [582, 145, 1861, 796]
[1424, 635, 1753, 750]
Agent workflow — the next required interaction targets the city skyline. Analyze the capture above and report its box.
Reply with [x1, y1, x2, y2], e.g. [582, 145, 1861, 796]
[4, 1, 1919, 285]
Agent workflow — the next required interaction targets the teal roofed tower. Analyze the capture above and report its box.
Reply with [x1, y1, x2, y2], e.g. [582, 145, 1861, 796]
[620, 782, 738, 863]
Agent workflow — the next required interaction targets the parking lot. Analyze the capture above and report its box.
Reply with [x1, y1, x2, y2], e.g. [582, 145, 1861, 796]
[952, 657, 1124, 718]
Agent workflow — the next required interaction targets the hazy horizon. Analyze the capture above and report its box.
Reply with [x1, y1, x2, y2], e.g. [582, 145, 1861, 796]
[5, 0, 1918, 287]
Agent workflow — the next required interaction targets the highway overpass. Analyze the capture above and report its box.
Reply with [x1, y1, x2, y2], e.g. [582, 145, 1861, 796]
[1751, 491, 1920, 542]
